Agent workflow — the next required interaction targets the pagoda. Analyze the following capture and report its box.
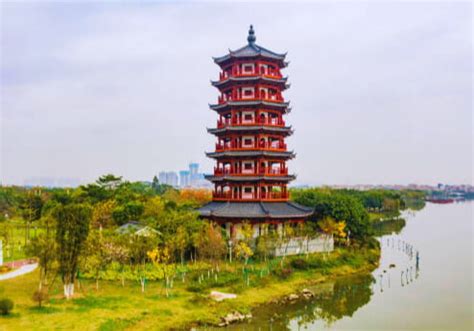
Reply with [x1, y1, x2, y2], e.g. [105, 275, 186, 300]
[199, 26, 313, 237]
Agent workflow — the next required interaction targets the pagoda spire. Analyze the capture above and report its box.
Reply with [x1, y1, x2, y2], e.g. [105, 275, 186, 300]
[247, 24, 256, 45]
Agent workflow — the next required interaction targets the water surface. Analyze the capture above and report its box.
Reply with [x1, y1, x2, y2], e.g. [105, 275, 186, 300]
[223, 202, 473, 330]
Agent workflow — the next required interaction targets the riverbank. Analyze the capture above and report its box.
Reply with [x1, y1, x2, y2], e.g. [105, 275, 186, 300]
[0, 246, 380, 330]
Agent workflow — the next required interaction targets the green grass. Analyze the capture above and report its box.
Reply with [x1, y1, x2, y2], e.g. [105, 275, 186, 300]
[0, 247, 380, 331]
[1, 219, 45, 263]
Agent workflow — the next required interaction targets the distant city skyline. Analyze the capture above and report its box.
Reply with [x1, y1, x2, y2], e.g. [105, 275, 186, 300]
[159, 162, 209, 188]
[1, 2, 472, 186]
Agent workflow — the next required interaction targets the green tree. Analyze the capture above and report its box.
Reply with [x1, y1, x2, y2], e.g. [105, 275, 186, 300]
[20, 192, 44, 244]
[27, 228, 56, 289]
[127, 233, 158, 292]
[82, 230, 113, 290]
[197, 222, 226, 268]
[53, 203, 91, 299]
[151, 176, 160, 191]
[112, 201, 144, 225]
[147, 246, 176, 298]
[96, 174, 123, 190]
[294, 190, 371, 241]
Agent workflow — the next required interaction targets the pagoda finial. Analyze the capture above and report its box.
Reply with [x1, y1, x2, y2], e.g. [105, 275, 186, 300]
[247, 25, 256, 45]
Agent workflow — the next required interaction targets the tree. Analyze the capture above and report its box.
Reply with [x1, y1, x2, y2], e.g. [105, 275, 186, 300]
[294, 190, 371, 241]
[147, 246, 176, 298]
[20, 192, 43, 244]
[318, 217, 346, 252]
[27, 232, 56, 289]
[235, 242, 253, 265]
[107, 238, 130, 287]
[255, 224, 276, 262]
[234, 221, 254, 265]
[112, 201, 144, 225]
[151, 176, 160, 191]
[127, 234, 158, 292]
[91, 200, 116, 230]
[142, 196, 165, 221]
[280, 223, 295, 266]
[96, 174, 123, 190]
[197, 222, 226, 267]
[0, 222, 12, 259]
[32, 289, 49, 308]
[53, 203, 91, 299]
[172, 225, 188, 265]
[178, 189, 212, 207]
[83, 230, 113, 290]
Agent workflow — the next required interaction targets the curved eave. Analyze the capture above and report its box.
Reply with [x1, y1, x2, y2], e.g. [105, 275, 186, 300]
[213, 52, 287, 66]
[211, 76, 289, 88]
[210, 100, 290, 112]
[207, 126, 293, 136]
[205, 175, 296, 182]
[198, 201, 314, 219]
[206, 150, 296, 159]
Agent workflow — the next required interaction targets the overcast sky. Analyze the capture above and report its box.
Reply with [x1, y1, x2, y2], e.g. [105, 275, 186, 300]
[1, 1, 472, 186]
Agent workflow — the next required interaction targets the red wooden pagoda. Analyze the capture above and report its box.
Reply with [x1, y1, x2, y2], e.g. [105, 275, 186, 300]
[199, 26, 313, 237]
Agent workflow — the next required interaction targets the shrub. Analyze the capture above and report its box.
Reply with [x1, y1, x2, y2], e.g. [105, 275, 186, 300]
[186, 284, 205, 293]
[0, 298, 14, 315]
[187, 271, 241, 292]
[32, 289, 49, 308]
[290, 258, 309, 270]
[0, 266, 11, 274]
[273, 267, 293, 279]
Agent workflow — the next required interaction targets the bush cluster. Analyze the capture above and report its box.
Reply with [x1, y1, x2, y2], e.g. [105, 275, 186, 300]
[273, 267, 293, 279]
[186, 271, 241, 293]
[290, 258, 309, 270]
[0, 298, 14, 315]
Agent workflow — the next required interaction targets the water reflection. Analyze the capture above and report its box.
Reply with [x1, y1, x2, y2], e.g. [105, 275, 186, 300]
[374, 234, 421, 292]
[226, 274, 375, 331]
[208, 202, 472, 330]
[210, 227, 424, 330]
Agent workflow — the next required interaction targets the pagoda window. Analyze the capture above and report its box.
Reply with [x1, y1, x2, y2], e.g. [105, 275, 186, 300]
[242, 111, 254, 123]
[243, 136, 254, 147]
[243, 186, 253, 199]
[243, 161, 254, 174]
[242, 63, 254, 74]
[242, 87, 254, 99]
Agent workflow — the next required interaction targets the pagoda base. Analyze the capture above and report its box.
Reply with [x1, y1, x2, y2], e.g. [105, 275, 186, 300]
[198, 201, 314, 240]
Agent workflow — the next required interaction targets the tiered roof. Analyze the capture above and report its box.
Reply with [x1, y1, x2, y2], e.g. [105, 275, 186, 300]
[199, 26, 313, 221]
[199, 201, 313, 219]
[213, 25, 288, 67]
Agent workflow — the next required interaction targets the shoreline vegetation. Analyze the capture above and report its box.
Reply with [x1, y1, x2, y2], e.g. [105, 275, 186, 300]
[0, 246, 380, 330]
[0, 176, 424, 329]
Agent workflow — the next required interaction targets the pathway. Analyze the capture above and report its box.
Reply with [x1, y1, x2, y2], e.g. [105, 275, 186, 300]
[0, 259, 38, 281]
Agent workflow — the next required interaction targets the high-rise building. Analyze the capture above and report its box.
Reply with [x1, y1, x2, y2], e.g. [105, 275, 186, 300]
[158, 171, 179, 187]
[199, 26, 313, 237]
[189, 163, 200, 186]
[179, 170, 191, 187]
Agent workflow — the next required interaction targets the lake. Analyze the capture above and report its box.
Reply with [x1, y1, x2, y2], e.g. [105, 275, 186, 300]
[222, 201, 473, 330]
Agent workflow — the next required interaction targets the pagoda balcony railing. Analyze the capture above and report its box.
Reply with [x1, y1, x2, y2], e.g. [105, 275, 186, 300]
[218, 94, 284, 104]
[215, 141, 287, 152]
[212, 191, 289, 201]
[213, 167, 288, 176]
[219, 71, 283, 81]
[217, 117, 285, 128]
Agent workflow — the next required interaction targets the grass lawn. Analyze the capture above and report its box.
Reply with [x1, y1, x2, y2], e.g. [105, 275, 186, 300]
[1, 219, 45, 263]
[0, 247, 379, 331]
